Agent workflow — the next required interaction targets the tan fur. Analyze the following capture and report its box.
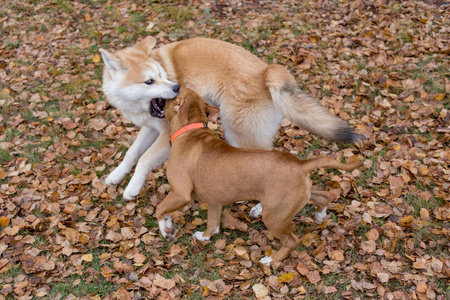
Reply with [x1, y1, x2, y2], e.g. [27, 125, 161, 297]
[155, 88, 363, 265]
[100, 37, 362, 200]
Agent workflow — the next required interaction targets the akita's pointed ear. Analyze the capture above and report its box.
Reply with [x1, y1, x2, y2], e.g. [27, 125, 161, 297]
[99, 49, 126, 78]
[174, 97, 190, 126]
[137, 37, 157, 56]
[205, 102, 220, 123]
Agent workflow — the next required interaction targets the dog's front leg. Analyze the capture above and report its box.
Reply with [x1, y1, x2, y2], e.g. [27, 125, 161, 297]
[105, 126, 158, 186]
[122, 128, 170, 200]
[155, 191, 192, 241]
[193, 205, 221, 242]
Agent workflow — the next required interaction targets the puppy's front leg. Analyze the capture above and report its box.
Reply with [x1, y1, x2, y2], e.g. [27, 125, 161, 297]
[155, 191, 192, 241]
[193, 205, 221, 242]
[123, 128, 170, 200]
[105, 126, 158, 186]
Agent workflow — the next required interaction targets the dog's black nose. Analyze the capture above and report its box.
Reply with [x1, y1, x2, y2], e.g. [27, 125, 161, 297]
[172, 84, 180, 93]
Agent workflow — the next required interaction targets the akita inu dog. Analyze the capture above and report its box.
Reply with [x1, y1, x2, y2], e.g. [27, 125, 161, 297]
[99, 37, 362, 211]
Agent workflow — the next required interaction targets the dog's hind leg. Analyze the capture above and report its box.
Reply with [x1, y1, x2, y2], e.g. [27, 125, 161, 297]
[105, 126, 158, 186]
[193, 205, 221, 242]
[123, 126, 171, 200]
[310, 190, 332, 224]
[259, 194, 305, 265]
[260, 210, 300, 265]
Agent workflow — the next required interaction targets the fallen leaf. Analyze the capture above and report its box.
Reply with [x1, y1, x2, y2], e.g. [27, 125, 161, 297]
[153, 274, 176, 290]
[93, 54, 100, 63]
[0, 168, 7, 180]
[306, 270, 321, 285]
[222, 210, 247, 231]
[399, 215, 414, 226]
[404, 95, 414, 102]
[89, 118, 108, 131]
[296, 263, 310, 276]
[433, 93, 445, 101]
[331, 250, 345, 261]
[278, 272, 294, 283]
[252, 283, 268, 299]
[215, 239, 226, 250]
[377, 272, 390, 283]
[81, 254, 94, 262]
[0, 216, 10, 228]
[416, 281, 427, 293]
[366, 229, 379, 241]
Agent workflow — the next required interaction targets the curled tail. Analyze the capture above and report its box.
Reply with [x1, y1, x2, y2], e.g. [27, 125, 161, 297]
[264, 64, 363, 142]
[300, 155, 363, 174]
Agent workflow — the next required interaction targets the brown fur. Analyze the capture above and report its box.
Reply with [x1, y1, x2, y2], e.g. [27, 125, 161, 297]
[155, 87, 363, 265]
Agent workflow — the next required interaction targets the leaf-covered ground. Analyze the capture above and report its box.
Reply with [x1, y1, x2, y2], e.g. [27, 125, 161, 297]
[0, 0, 449, 299]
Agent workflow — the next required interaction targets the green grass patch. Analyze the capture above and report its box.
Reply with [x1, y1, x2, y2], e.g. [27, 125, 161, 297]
[2, 128, 20, 143]
[46, 274, 118, 299]
[402, 192, 445, 219]
[0, 149, 13, 164]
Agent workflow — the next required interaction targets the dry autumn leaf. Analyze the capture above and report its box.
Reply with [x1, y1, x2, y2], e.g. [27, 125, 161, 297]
[252, 283, 269, 299]
[366, 228, 380, 241]
[92, 54, 101, 63]
[278, 272, 294, 283]
[81, 254, 94, 262]
[222, 210, 247, 231]
[306, 270, 321, 285]
[0, 216, 10, 228]
[153, 274, 176, 290]
[0, 168, 7, 180]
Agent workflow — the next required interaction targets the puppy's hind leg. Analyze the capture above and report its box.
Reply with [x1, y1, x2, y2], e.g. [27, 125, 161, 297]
[310, 190, 332, 224]
[259, 196, 304, 265]
[105, 126, 158, 186]
[260, 212, 300, 266]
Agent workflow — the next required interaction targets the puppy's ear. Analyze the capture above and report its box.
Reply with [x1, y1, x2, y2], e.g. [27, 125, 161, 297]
[205, 102, 220, 123]
[174, 97, 190, 126]
[136, 37, 157, 56]
[100, 49, 126, 79]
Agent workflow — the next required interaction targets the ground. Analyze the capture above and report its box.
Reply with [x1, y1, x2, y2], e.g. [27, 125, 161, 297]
[0, 0, 449, 299]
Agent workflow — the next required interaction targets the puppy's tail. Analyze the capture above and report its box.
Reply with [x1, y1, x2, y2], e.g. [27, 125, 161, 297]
[264, 64, 363, 142]
[300, 155, 363, 174]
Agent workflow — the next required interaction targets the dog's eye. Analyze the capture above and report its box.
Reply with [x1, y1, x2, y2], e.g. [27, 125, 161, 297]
[145, 79, 154, 85]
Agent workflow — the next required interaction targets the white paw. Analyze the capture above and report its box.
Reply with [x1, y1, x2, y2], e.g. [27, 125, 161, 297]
[122, 174, 146, 200]
[193, 231, 210, 242]
[123, 185, 140, 200]
[159, 216, 177, 241]
[259, 256, 272, 266]
[249, 203, 263, 218]
[315, 207, 328, 224]
[193, 227, 220, 242]
[105, 167, 127, 186]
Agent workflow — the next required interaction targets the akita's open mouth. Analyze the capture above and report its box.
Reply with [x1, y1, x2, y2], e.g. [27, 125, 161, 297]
[150, 98, 166, 118]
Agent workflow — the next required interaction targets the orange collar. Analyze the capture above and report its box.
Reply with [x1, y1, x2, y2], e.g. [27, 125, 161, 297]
[170, 122, 207, 145]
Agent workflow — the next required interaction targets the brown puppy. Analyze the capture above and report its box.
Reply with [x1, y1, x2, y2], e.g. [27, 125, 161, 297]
[155, 87, 363, 265]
